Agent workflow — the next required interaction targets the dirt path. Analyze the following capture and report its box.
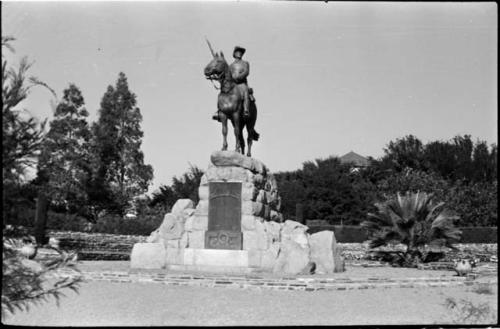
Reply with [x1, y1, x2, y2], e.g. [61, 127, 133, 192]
[3, 280, 497, 326]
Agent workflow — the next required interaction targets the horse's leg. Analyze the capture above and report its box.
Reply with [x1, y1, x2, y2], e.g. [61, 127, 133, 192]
[246, 102, 258, 157]
[232, 111, 242, 154]
[220, 112, 228, 151]
[240, 123, 246, 156]
[246, 124, 252, 157]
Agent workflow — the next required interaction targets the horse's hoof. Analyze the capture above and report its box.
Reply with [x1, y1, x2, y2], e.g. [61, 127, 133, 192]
[246, 153, 251, 157]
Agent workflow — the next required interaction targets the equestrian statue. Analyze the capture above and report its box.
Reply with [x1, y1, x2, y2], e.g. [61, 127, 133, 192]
[204, 38, 259, 157]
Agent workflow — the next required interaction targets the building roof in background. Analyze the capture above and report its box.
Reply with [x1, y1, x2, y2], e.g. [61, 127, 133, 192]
[339, 151, 370, 167]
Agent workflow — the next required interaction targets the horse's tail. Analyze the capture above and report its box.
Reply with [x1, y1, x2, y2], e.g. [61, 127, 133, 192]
[250, 129, 260, 141]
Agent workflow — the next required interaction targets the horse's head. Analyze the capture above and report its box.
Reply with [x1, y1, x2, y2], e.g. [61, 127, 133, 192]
[204, 52, 228, 81]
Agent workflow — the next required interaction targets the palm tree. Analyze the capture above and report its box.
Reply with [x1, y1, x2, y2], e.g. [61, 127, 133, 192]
[361, 191, 462, 267]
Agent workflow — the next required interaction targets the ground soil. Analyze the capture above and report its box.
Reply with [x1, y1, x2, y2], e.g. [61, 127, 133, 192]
[3, 261, 498, 326]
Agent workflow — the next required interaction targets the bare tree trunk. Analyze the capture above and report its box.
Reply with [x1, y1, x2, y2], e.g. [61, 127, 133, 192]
[34, 192, 48, 245]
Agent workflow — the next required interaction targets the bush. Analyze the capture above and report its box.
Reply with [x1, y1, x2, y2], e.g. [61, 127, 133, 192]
[91, 206, 164, 236]
[460, 227, 498, 243]
[444, 180, 497, 227]
[46, 212, 89, 232]
[361, 191, 462, 267]
[2, 233, 82, 317]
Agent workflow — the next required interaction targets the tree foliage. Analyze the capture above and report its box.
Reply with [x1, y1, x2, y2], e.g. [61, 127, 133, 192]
[2, 36, 56, 226]
[89, 72, 154, 217]
[150, 165, 204, 210]
[37, 84, 92, 216]
[2, 36, 53, 184]
[275, 157, 378, 225]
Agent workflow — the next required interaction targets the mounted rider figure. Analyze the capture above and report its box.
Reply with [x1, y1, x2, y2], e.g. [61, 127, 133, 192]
[213, 46, 255, 122]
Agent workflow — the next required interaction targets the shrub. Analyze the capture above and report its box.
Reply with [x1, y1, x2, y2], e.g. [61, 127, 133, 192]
[2, 233, 82, 317]
[361, 191, 462, 267]
[91, 206, 164, 236]
[444, 297, 496, 324]
[46, 211, 89, 232]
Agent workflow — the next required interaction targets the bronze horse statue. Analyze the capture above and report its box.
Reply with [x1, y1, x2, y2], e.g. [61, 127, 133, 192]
[204, 51, 259, 157]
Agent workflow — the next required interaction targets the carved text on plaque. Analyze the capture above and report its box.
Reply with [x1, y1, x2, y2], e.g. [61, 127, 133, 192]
[205, 182, 242, 250]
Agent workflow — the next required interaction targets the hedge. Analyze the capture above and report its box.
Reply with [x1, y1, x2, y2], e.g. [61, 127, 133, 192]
[306, 225, 497, 243]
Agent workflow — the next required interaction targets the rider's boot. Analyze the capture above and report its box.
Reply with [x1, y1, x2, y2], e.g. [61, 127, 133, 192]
[243, 88, 250, 118]
[212, 111, 221, 122]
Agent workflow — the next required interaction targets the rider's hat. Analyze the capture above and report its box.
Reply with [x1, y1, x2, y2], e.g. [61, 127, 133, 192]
[233, 46, 246, 57]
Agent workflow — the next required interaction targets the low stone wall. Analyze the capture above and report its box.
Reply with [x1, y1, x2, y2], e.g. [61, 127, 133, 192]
[47, 231, 146, 260]
[47, 231, 497, 262]
[339, 243, 498, 263]
[306, 224, 498, 243]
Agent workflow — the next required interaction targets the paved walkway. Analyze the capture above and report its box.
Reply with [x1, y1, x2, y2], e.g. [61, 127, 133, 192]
[49, 261, 497, 291]
[4, 261, 497, 326]
[4, 279, 498, 326]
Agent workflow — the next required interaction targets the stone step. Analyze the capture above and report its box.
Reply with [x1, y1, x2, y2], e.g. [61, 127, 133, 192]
[51, 268, 497, 291]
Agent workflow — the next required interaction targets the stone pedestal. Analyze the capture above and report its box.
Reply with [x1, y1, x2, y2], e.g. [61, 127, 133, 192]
[131, 150, 345, 275]
[189, 151, 283, 266]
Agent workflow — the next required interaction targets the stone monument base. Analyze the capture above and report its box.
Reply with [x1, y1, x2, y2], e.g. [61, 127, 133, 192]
[130, 151, 345, 275]
[130, 246, 259, 274]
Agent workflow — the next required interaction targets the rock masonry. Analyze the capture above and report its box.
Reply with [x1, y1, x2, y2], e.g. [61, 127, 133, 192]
[131, 151, 345, 275]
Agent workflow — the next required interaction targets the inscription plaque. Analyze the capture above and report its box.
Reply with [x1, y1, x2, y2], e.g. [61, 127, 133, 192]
[205, 182, 242, 250]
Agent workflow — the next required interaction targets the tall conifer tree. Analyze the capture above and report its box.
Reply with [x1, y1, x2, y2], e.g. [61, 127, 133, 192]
[37, 84, 92, 213]
[90, 72, 153, 216]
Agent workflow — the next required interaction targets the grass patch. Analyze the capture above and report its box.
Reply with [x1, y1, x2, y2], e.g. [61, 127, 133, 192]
[444, 297, 495, 324]
[471, 284, 494, 295]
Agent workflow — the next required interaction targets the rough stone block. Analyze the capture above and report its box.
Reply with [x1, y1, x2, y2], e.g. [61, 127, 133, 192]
[264, 220, 281, 243]
[180, 231, 189, 248]
[281, 220, 309, 248]
[210, 150, 268, 175]
[166, 239, 180, 249]
[262, 204, 271, 220]
[242, 185, 258, 201]
[195, 200, 208, 216]
[242, 201, 264, 217]
[243, 224, 269, 251]
[146, 229, 160, 243]
[171, 199, 194, 216]
[192, 215, 208, 231]
[261, 243, 279, 269]
[273, 240, 310, 275]
[200, 174, 208, 186]
[182, 208, 195, 219]
[184, 215, 194, 232]
[188, 231, 205, 249]
[158, 214, 184, 240]
[198, 186, 209, 200]
[130, 243, 166, 269]
[264, 174, 278, 191]
[165, 247, 184, 265]
[255, 190, 267, 203]
[241, 215, 257, 231]
[205, 166, 250, 182]
[309, 230, 345, 274]
[253, 174, 265, 189]
[270, 210, 283, 223]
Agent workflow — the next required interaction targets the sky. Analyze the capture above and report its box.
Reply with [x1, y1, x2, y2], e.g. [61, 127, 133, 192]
[2, 1, 497, 194]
